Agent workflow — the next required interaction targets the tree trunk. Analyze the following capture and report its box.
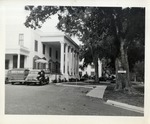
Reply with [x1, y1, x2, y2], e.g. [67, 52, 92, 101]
[115, 58, 123, 90]
[115, 38, 131, 92]
[93, 55, 99, 83]
[124, 48, 132, 92]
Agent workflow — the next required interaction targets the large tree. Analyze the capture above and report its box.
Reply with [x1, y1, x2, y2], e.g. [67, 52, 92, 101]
[25, 6, 145, 92]
[109, 8, 145, 92]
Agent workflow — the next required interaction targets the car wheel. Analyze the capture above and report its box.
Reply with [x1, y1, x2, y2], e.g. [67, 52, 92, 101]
[11, 82, 14, 85]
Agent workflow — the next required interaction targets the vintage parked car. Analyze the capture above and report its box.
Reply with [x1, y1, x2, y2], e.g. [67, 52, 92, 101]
[7, 68, 29, 85]
[25, 69, 50, 85]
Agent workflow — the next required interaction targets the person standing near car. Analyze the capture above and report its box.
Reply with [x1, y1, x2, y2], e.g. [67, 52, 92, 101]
[40, 70, 45, 82]
[37, 70, 45, 82]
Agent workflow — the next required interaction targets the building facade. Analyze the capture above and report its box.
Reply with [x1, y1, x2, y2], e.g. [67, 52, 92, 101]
[5, 7, 79, 81]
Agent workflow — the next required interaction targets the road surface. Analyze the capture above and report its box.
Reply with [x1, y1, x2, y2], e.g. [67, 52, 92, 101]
[5, 83, 143, 116]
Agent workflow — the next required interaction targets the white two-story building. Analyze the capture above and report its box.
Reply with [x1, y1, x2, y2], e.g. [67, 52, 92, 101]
[5, 6, 79, 81]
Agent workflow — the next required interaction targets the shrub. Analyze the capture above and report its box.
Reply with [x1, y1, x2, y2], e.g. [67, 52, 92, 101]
[133, 61, 144, 82]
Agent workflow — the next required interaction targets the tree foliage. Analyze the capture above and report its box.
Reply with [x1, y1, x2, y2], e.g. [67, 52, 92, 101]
[25, 6, 145, 90]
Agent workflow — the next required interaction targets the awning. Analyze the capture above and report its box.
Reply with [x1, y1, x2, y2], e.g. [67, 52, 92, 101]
[35, 59, 48, 64]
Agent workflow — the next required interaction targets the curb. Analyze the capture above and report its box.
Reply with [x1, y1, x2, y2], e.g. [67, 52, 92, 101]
[106, 100, 144, 114]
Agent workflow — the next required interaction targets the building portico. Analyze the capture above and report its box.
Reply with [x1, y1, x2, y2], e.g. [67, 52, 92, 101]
[40, 34, 79, 81]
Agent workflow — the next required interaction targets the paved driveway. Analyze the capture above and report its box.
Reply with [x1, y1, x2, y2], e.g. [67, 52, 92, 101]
[5, 84, 143, 116]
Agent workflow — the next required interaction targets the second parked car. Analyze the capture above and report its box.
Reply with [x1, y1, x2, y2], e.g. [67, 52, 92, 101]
[25, 69, 50, 85]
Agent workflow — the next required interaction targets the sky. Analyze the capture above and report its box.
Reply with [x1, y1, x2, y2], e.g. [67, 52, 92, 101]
[5, 5, 81, 45]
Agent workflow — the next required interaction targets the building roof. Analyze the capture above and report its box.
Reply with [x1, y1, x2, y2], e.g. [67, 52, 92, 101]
[40, 32, 79, 49]
[64, 35, 79, 49]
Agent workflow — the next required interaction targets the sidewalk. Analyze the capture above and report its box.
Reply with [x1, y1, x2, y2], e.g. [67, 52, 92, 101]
[86, 85, 107, 98]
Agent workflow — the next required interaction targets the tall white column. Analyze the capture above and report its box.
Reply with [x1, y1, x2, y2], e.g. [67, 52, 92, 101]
[72, 49, 74, 75]
[71, 48, 73, 75]
[67, 46, 70, 75]
[69, 47, 72, 75]
[24, 56, 27, 68]
[17, 54, 20, 68]
[74, 52, 77, 76]
[98, 59, 102, 77]
[65, 44, 68, 75]
[73, 51, 75, 76]
[60, 42, 64, 74]
[77, 53, 79, 77]
[10, 57, 13, 69]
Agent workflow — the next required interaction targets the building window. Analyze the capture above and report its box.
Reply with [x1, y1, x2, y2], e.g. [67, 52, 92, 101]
[91, 64, 95, 69]
[56, 50, 58, 59]
[43, 44, 45, 54]
[5, 60, 9, 69]
[43, 63, 46, 69]
[49, 63, 51, 71]
[34, 40, 38, 51]
[49, 47, 52, 57]
[19, 34, 24, 46]
[91, 71, 95, 76]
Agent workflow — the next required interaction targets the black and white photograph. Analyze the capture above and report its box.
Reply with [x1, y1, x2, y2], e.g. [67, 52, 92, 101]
[0, 0, 150, 124]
